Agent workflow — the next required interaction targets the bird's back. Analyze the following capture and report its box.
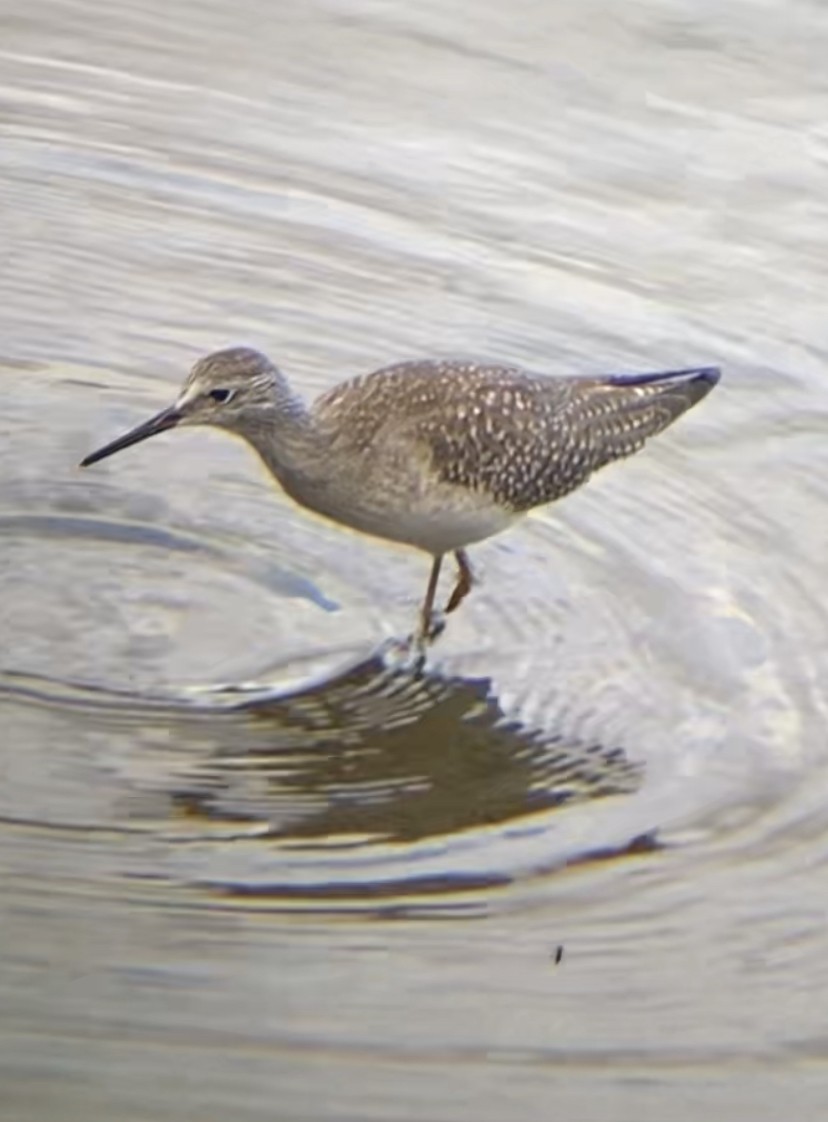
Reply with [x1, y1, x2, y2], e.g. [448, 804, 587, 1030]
[312, 359, 719, 514]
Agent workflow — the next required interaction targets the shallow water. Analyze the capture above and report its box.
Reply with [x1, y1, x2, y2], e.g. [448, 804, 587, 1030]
[3, 0, 828, 1118]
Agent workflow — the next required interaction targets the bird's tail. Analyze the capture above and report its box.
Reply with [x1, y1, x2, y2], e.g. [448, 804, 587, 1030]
[570, 365, 721, 467]
[607, 365, 720, 395]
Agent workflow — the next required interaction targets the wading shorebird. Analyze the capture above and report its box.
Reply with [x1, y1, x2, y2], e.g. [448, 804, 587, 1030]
[81, 349, 720, 642]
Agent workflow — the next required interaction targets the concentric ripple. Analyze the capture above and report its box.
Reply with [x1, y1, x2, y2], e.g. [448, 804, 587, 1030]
[3, 361, 827, 913]
[0, 367, 659, 912]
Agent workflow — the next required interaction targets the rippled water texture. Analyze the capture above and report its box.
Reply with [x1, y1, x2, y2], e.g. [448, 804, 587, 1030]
[3, 1, 828, 1118]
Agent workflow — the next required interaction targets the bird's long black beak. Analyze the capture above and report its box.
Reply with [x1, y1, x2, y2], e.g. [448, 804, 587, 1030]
[80, 405, 182, 467]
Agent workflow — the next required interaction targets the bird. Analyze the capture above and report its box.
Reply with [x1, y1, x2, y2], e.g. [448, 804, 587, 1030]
[80, 348, 720, 643]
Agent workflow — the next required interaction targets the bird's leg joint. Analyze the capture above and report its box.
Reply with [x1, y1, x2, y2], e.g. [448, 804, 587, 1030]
[445, 549, 476, 614]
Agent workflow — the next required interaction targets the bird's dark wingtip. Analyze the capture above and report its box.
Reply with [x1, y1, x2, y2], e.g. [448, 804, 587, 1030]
[689, 366, 721, 388]
[608, 365, 722, 389]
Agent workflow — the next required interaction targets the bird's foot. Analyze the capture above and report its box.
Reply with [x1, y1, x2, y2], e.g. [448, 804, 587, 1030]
[381, 612, 445, 674]
[424, 611, 446, 643]
[405, 610, 446, 661]
[380, 635, 427, 673]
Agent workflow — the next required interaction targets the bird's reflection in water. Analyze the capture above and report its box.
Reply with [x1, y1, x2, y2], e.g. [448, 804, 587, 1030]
[166, 648, 644, 844]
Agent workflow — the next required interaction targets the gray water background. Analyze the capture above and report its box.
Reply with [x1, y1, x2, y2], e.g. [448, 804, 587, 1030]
[2, 0, 828, 1118]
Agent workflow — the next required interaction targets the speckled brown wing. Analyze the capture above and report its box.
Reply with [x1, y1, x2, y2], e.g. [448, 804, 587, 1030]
[312, 360, 719, 511]
[311, 359, 536, 455]
[411, 363, 721, 512]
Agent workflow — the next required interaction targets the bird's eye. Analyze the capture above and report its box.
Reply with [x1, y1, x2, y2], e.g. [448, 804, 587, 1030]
[208, 387, 234, 404]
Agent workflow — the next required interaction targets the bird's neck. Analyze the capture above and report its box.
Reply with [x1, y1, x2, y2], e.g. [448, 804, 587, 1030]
[233, 387, 326, 494]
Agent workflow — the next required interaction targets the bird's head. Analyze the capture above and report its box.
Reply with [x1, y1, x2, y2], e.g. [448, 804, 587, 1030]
[80, 347, 283, 466]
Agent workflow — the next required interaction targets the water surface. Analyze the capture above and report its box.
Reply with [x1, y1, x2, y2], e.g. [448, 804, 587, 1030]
[2, 0, 828, 1118]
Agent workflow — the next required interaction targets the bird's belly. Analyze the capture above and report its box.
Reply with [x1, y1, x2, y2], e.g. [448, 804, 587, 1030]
[314, 489, 520, 554]
[379, 503, 519, 553]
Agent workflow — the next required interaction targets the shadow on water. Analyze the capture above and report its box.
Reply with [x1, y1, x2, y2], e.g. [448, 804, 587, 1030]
[166, 650, 644, 844]
[0, 646, 644, 858]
